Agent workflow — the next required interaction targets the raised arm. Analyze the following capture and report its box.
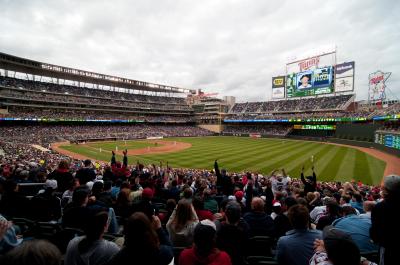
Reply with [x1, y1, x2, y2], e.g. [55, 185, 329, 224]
[111, 151, 116, 166]
[123, 149, 128, 167]
[300, 166, 306, 184]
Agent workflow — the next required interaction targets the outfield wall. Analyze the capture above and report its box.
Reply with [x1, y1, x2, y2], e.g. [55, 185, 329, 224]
[198, 124, 224, 133]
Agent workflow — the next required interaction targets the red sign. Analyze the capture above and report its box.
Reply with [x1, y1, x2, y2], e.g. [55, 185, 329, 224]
[298, 56, 320, 71]
[369, 75, 384, 84]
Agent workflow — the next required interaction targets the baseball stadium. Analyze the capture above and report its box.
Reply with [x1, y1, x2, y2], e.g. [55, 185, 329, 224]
[0, 1, 400, 265]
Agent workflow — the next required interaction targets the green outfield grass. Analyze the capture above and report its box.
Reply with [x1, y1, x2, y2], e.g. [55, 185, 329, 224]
[60, 136, 386, 185]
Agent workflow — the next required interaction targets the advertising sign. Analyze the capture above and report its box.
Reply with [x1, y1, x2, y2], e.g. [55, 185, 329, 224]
[272, 76, 286, 99]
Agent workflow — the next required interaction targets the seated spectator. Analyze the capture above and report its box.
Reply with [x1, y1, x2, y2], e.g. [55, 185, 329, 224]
[276, 204, 322, 265]
[167, 180, 180, 202]
[332, 206, 378, 253]
[30, 179, 61, 221]
[62, 186, 91, 230]
[316, 201, 342, 230]
[0, 180, 30, 218]
[97, 181, 113, 207]
[359, 201, 375, 219]
[0, 215, 22, 255]
[271, 202, 282, 220]
[166, 199, 199, 247]
[113, 188, 132, 220]
[243, 197, 274, 237]
[64, 211, 120, 265]
[193, 196, 214, 221]
[106, 212, 173, 265]
[273, 196, 296, 239]
[216, 201, 248, 265]
[130, 187, 158, 219]
[75, 160, 96, 185]
[2, 240, 61, 265]
[179, 220, 232, 265]
[203, 189, 219, 214]
[350, 193, 364, 214]
[310, 226, 376, 265]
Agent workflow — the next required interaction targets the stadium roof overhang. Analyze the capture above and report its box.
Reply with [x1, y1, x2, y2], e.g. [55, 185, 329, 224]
[0, 52, 195, 94]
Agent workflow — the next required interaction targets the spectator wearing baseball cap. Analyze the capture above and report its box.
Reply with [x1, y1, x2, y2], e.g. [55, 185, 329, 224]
[179, 220, 232, 265]
[370, 175, 400, 265]
[130, 187, 158, 220]
[30, 179, 62, 222]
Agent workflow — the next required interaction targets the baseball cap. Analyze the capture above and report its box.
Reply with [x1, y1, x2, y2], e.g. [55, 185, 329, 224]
[273, 202, 282, 207]
[235, 190, 244, 200]
[200, 219, 217, 231]
[45, 179, 58, 190]
[383, 175, 400, 192]
[142, 187, 154, 199]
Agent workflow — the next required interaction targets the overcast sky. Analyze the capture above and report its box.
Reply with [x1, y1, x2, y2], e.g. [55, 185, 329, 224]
[1, 0, 399, 102]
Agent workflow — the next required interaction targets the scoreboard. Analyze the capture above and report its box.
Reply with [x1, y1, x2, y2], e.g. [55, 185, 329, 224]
[375, 132, 400, 150]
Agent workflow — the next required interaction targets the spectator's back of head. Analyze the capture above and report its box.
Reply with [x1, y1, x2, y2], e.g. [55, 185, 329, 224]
[323, 226, 360, 265]
[124, 212, 159, 251]
[363, 200, 375, 213]
[225, 201, 241, 225]
[251, 197, 265, 212]
[342, 206, 356, 216]
[194, 221, 216, 257]
[4, 240, 61, 265]
[288, 204, 309, 230]
[72, 186, 90, 206]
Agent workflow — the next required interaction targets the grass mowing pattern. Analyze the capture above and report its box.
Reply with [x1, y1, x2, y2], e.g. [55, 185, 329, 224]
[60, 136, 386, 185]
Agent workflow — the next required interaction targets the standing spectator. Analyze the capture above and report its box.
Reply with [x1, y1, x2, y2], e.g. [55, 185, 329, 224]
[48, 160, 73, 192]
[370, 175, 400, 265]
[276, 204, 322, 265]
[166, 199, 199, 247]
[64, 211, 120, 265]
[301, 166, 317, 194]
[243, 197, 275, 237]
[179, 220, 232, 265]
[106, 212, 173, 265]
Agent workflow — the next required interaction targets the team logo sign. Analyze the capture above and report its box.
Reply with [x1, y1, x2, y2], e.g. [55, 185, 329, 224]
[368, 70, 391, 101]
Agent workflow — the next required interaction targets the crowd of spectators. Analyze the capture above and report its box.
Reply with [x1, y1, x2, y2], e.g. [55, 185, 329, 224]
[2, 107, 195, 122]
[0, 128, 398, 264]
[230, 95, 353, 114]
[222, 125, 292, 136]
[0, 76, 188, 105]
[0, 124, 214, 146]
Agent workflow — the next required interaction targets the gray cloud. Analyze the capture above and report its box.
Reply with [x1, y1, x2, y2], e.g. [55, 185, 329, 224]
[0, 0, 399, 102]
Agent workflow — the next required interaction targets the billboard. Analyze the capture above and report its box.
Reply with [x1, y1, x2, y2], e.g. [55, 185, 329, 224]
[272, 76, 285, 99]
[368, 70, 391, 101]
[286, 66, 334, 97]
[335, 61, 355, 92]
[286, 52, 336, 74]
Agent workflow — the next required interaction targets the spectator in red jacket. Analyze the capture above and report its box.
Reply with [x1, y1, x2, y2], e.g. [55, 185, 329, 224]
[179, 220, 232, 265]
[193, 196, 214, 221]
[111, 150, 129, 179]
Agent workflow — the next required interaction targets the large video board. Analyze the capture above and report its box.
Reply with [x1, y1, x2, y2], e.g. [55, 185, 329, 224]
[375, 132, 400, 150]
[286, 66, 334, 98]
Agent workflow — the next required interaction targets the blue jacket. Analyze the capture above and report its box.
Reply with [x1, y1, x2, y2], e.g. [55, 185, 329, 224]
[276, 229, 322, 265]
